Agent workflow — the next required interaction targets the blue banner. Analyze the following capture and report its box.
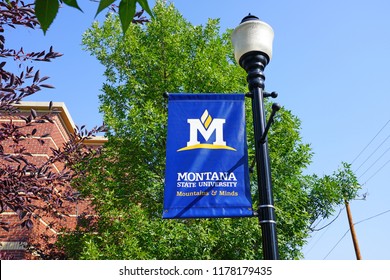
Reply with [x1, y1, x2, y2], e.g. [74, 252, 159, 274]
[163, 94, 253, 219]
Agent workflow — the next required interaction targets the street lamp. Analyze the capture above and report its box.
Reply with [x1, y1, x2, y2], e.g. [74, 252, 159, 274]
[232, 14, 279, 260]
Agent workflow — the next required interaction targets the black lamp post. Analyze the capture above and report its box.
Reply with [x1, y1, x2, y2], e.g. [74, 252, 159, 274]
[232, 14, 279, 260]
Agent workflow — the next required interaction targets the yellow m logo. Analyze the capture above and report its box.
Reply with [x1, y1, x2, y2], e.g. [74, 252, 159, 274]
[177, 110, 236, 152]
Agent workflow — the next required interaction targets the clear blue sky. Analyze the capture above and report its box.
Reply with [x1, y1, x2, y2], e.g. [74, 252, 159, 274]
[8, 0, 390, 260]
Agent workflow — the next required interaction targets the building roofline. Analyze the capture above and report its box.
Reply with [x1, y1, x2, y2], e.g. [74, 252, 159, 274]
[16, 101, 75, 133]
[83, 136, 108, 146]
[15, 101, 108, 145]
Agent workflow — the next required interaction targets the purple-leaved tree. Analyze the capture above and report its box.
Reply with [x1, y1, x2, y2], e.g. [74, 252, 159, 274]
[0, 0, 105, 259]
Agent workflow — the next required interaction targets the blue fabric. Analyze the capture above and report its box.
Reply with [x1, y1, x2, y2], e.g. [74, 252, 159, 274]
[163, 93, 253, 219]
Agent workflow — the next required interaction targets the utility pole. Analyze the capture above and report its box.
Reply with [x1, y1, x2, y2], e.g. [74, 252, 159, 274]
[345, 201, 362, 260]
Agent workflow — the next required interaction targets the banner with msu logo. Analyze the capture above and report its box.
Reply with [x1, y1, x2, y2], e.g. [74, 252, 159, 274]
[163, 94, 253, 219]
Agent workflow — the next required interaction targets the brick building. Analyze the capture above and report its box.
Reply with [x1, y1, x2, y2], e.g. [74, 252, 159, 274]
[0, 101, 107, 259]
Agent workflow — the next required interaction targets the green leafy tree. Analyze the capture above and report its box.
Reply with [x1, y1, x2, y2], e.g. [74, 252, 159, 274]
[58, 1, 360, 259]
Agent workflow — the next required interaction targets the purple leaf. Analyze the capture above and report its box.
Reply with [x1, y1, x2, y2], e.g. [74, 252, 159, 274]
[30, 108, 37, 119]
[40, 84, 55, 89]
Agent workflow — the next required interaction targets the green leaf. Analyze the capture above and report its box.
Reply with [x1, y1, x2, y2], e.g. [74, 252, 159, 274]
[137, 0, 153, 18]
[95, 0, 116, 17]
[119, 0, 136, 34]
[62, 0, 83, 12]
[35, 0, 60, 34]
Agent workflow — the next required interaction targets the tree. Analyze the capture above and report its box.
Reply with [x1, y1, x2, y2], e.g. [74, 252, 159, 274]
[0, 0, 104, 259]
[58, 1, 360, 259]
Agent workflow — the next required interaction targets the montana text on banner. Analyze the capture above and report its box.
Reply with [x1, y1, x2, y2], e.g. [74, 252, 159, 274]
[163, 93, 253, 219]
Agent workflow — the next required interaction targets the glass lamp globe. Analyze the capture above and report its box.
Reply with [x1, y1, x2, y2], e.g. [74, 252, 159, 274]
[231, 14, 274, 66]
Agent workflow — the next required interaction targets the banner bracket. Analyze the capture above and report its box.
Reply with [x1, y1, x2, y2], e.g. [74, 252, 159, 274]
[259, 103, 281, 144]
[245, 91, 278, 99]
[249, 103, 281, 172]
[264, 91, 278, 98]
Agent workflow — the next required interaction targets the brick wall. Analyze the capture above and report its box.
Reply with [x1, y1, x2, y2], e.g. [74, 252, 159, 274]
[0, 102, 106, 259]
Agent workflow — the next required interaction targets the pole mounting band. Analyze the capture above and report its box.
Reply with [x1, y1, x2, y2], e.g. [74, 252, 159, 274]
[258, 204, 275, 209]
[259, 220, 277, 224]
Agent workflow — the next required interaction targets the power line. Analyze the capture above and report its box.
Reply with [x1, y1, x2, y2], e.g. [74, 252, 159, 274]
[311, 207, 344, 232]
[362, 157, 390, 185]
[323, 228, 349, 259]
[358, 145, 390, 179]
[305, 223, 332, 257]
[354, 209, 390, 226]
[351, 120, 390, 165]
[305, 208, 344, 257]
[323, 208, 390, 259]
[354, 133, 390, 173]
